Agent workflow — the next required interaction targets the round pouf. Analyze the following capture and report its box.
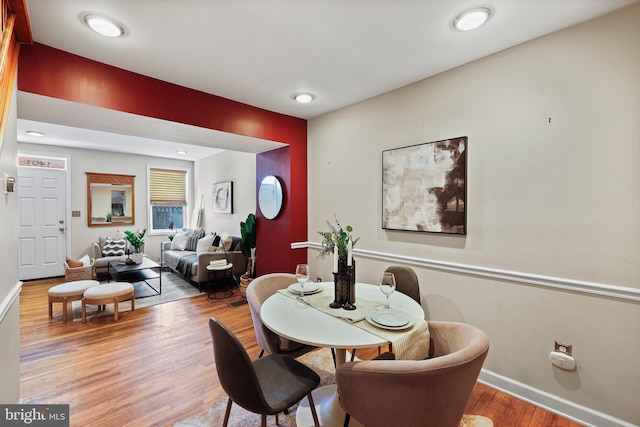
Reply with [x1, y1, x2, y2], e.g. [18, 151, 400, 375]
[48, 280, 100, 322]
[82, 282, 135, 323]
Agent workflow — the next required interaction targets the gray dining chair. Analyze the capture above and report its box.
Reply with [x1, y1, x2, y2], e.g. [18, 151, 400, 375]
[208, 316, 321, 427]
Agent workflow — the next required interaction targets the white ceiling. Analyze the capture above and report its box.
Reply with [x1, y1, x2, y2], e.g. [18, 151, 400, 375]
[18, 0, 638, 160]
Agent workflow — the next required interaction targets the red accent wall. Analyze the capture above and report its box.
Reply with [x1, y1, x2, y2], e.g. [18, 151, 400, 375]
[18, 42, 308, 274]
[256, 142, 308, 275]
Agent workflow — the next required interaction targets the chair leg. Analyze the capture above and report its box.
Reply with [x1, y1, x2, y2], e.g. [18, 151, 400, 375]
[350, 348, 356, 361]
[344, 412, 351, 427]
[223, 398, 233, 427]
[258, 349, 264, 358]
[308, 392, 320, 427]
[261, 414, 267, 427]
[331, 348, 336, 367]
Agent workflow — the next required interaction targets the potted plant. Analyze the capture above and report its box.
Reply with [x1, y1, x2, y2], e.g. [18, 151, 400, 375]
[239, 213, 256, 297]
[105, 212, 113, 222]
[124, 228, 147, 263]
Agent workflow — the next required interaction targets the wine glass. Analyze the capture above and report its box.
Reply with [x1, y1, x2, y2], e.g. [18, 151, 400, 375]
[378, 272, 396, 309]
[295, 264, 310, 297]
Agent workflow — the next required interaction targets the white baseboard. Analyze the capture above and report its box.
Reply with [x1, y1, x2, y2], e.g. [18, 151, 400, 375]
[478, 369, 637, 427]
[0, 281, 22, 324]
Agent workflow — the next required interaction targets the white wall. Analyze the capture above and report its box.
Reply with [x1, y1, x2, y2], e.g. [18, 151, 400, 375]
[0, 81, 20, 403]
[308, 5, 639, 426]
[16, 143, 193, 262]
[194, 150, 256, 238]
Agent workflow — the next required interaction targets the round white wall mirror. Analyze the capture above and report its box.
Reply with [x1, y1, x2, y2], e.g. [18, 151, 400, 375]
[258, 175, 283, 220]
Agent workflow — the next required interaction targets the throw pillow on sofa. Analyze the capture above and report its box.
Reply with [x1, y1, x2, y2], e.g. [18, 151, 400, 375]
[170, 232, 189, 251]
[196, 233, 216, 253]
[184, 228, 205, 251]
[102, 238, 126, 256]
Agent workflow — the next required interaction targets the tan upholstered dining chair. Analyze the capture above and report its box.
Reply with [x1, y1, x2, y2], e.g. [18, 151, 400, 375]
[246, 273, 318, 359]
[337, 321, 490, 427]
[209, 316, 321, 427]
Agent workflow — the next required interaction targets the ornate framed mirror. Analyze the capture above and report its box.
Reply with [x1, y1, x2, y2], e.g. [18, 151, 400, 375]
[86, 172, 135, 227]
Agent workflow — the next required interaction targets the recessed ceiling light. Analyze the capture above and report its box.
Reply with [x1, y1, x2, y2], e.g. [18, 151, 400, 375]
[452, 7, 492, 31]
[84, 14, 125, 38]
[25, 130, 45, 137]
[176, 150, 187, 155]
[292, 93, 315, 104]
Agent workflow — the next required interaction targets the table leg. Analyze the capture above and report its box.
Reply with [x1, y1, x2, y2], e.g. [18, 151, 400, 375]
[296, 348, 363, 427]
[296, 385, 364, 427]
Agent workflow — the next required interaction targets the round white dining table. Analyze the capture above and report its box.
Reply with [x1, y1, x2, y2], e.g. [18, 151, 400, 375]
[260, 281, 424, 427]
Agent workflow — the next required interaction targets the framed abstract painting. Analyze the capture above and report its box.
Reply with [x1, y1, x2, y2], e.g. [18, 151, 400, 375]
[382, 136, 467, 234]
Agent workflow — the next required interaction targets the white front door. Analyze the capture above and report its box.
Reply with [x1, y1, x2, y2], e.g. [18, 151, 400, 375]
[18, 167, 67, 280]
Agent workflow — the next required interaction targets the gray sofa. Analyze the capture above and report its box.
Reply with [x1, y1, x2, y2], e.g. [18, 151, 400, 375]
[161, 235, 247, 290]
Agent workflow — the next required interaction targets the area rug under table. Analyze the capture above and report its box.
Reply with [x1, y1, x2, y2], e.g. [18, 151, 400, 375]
[70, 272, 204, 321]
[174, 348, 493, 427]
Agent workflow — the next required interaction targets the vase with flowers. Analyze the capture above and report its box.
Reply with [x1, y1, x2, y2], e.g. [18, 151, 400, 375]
[318, 215, 359, 309]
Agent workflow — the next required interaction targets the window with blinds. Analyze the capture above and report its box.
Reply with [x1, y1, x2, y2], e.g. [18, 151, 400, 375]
[148, 167, 188, 232]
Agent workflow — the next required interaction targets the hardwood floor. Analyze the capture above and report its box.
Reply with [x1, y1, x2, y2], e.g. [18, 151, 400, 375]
[20, 277, 583, 427]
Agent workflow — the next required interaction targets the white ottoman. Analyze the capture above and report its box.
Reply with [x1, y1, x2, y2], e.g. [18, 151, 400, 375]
[82, 282, 135, 322]
[48, 280, 100, 322]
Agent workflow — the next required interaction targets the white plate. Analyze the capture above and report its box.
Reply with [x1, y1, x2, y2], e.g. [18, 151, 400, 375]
[288, 282, 322, 295]
[371, 309, 410, 327]
[365, 312, 414, 330]
[370, 308, 411, 327]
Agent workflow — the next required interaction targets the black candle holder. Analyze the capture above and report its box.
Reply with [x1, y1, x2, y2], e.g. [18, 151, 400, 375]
[329, 259, 356, 310]
[330, 272, 342, 308]
[342, 266, 356, 310]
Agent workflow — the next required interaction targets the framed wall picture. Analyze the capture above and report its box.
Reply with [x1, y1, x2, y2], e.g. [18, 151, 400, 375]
[212, 181, 233, 214]
[382, 136, 467, 234]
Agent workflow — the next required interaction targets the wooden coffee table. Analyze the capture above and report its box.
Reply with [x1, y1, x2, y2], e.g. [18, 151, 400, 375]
[108, 257, 161, 296]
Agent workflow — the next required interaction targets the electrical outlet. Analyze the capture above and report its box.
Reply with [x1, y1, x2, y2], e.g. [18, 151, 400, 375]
[555, 341, 572, 356]
[72, 210, 81, 217]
